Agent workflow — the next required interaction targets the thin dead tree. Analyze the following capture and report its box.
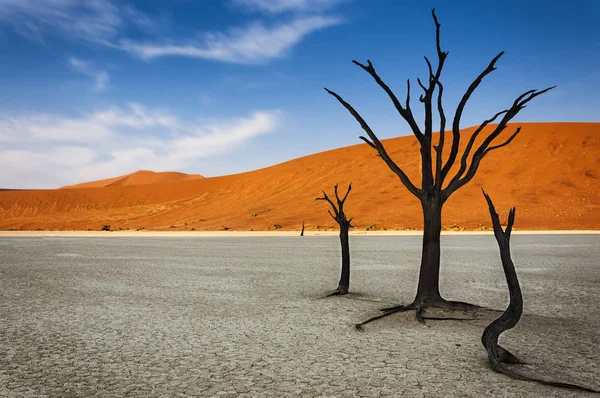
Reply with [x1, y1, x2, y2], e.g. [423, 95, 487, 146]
[316, 183, 353, 296]
[482, 190, 598, 393]
[325, 8, 555, 327]
[300, 220, 305, 237]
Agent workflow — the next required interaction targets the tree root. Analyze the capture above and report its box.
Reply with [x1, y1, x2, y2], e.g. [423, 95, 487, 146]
[486, 346, 598, 393]
[356, 298, 483, 330]
[421, 316, 477, 322]
[438, 299, 483, 310]
[496, 345, 523, 364]
[355, 304, 415, 330]
[323, 289, 344, 298]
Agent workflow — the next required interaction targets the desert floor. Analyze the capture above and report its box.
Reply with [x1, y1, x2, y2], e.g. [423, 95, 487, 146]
[1, 235, 598, 397]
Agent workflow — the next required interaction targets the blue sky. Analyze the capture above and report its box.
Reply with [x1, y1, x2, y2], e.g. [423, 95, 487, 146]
[0, 0, 598, 188]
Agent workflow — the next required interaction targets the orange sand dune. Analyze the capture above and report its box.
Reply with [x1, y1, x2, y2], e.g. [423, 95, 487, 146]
[0, 122, 598, 231]
[59, 170, 204, 189]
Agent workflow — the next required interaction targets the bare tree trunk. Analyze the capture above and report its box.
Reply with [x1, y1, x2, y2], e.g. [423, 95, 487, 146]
[300, 221, 305, 237]
[317, 183, 354, 297]
[338, 226, 350, 294]
[481, 191, 598, 392]
[414, 198, 443, 306]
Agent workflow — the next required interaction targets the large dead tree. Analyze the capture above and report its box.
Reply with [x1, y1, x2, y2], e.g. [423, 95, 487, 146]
[482, 191, 598, 393]
[316, 183, 353, 296]
[325, 9, 554, 326]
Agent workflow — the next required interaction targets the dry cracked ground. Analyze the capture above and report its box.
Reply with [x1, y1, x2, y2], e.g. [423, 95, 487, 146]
[0, 235, 598, 397]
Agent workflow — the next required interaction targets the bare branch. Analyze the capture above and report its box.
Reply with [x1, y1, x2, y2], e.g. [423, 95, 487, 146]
[359, 136, 376, 149]
[340, 182, 352, 203]
[423, 8, 449, 97]
[444, 86, 554, 200]
[318, 184, 354, 229]
[482, 189, 515, 240]
[417, 77, 427, 94]
[434, 80, 446, 189]
[324, 88, 377, 140]
[405, 79, 411, 109]
[423, 7, 449, 165]
[482, 189, 503, 240]
[325, 88, 422, 198]
[351, 60, 424, 142]
[442, 51, 504, 179]
[432, 8, 443, 56]
[481, 127, 521, 157]
[474, 87, 555, 157]
[327, 209, 336, 221]
[316, 191, 339, 217]
[447, 109, 508, 186]
[453, 51, 504, 129]
[424, 56, 434, 81]
[417, 78, 427, 103]
[506, 207, 516, 237]
[333, 183, 341, 203]
[515, 86, 556, 108]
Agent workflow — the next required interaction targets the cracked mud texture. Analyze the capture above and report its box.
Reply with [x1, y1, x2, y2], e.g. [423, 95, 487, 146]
[0, 235, 598, 397]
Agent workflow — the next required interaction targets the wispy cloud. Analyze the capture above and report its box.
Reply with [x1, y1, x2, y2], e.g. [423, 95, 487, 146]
[68, 57, 109, 91]
[231, 0, 345, 14]
[0, 0, 124, 43]
[119, 16, 341, 63]
[0, 105, 281, 188]
[0, 0, 342, 65]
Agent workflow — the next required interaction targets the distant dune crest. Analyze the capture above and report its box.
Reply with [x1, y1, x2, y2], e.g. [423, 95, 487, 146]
[59, 170, 205, 189]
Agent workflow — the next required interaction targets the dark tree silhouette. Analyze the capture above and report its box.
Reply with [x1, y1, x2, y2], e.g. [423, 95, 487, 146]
[325, 9, 555, 326]
[316, 183, 354, 296]
[481, 190, 598, 393]
[300, 220, 305, 237]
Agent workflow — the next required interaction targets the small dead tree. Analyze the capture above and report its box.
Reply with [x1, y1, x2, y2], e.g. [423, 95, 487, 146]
[326, 9, 554, 327]
[482, 190, 598, 393]
[316, 183, 353, 296]
[300, 220, 305, 237]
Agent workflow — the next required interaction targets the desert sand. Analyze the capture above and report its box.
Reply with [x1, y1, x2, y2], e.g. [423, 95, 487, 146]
[0, 122, 598, 231]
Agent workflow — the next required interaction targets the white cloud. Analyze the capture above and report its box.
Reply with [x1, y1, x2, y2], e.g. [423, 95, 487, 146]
[118, 16, 341, 63]
[0, 0, 124, 43]
[91, 103, 179, 130]
[232, 0, 344, 14]
[0, 0, 341, 65]
[68, 57, 109, 91]
[0, 105, 281, 188]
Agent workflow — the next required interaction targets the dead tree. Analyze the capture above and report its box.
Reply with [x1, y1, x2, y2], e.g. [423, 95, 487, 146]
[316, 183, 353, 296]
[300, 221, 305, 237]
[325, 9, 554, 327]
[482, 190, 598, 393]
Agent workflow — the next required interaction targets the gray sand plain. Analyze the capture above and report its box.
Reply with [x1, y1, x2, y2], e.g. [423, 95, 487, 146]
[0, 235, 598, 397]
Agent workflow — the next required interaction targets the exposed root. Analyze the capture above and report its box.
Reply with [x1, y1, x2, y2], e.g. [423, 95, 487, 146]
[379, 299, 481, 312]
[379, 304, 407, 312]
[415, 307, 427, 325]
[421, 316, 477, 322]
[358, 298, 483, 329]
[439, 299, 483, 310]
[323, 289, 344, 298]
[488, 350, 599, 393]
[355, 304, 414, 330]
[497, 345, 523, 364]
